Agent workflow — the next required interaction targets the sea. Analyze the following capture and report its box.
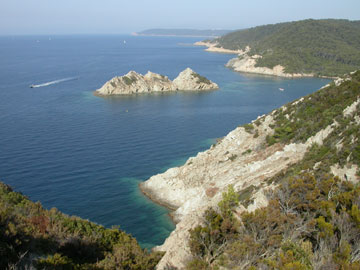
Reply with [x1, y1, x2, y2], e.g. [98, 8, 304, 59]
[0, 35, 329, 248]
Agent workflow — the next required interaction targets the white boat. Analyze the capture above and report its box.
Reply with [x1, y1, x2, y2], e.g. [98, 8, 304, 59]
[279, 88, 284, 91]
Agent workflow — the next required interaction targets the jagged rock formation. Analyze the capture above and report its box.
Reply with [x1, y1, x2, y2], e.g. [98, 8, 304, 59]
[140, 71, 360, 269]
[94, 68, 218, 96]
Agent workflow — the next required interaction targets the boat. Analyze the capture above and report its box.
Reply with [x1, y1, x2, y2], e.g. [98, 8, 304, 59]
[279, 88, 284, 91]
[30, 84, 35, 88]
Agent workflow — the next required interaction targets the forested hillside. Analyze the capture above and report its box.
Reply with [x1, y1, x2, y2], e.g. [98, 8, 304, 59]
[0, 182, 163, 269]
[213, 19, 360, 76]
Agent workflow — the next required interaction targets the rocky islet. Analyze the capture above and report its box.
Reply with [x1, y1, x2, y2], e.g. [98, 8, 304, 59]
[94, 67, 219, 96]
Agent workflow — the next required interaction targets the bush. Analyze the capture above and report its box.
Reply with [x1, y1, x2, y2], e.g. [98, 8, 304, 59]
[186, 174, 360, 269]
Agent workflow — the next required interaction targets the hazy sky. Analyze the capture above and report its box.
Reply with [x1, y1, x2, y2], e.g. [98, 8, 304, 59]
[1, 0, 359, 35]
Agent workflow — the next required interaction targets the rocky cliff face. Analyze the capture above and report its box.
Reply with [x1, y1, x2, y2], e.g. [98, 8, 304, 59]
[140, 71, 360, 269]
[94, 68, 218, 96]
[140, 113, 330, 269]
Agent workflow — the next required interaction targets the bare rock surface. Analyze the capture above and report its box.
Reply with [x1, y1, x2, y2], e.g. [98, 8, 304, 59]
[94, 68, 218, 96]
[226, 54, 314, 78]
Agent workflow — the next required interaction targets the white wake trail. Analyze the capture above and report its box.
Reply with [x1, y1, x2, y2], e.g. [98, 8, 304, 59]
[30, 77, 78, 88]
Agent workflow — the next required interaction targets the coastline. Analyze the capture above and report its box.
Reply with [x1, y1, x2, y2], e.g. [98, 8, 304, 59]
[136, 39, 343, 269]
[137, 44, 342, 267]
[225, 56, 315, 78]
[139, 182, 179, 212]
[138, 79, 343, 268]
[194, 41, 244, 54]
[195, 41, 338, 79]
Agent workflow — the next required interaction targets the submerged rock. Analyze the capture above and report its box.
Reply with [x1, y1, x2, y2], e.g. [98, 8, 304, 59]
[94, 68, 218, 96]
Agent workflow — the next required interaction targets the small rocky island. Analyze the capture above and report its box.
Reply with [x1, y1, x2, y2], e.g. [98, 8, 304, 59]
[94, 68, 218, 96]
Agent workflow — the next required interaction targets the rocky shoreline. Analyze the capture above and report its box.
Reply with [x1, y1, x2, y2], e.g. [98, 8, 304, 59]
[194, 41, 244, 54]
[195, 41, 316, 78]
[139, 74, 360, 268]
[225, 55, 314, 78]
[139, 182, 178, 212]
[94, 68, 218, 96]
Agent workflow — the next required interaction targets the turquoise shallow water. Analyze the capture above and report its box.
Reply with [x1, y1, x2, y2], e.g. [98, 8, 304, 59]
[0, 35, 329, 248]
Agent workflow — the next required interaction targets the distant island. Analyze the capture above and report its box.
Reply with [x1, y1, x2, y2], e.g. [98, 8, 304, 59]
[197, 19, 360, 77]
[94, 68, 219, 96]
[133, 28, 232, 37]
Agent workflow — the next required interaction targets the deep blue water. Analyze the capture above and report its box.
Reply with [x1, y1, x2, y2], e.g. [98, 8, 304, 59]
[0, 35, 329, 248]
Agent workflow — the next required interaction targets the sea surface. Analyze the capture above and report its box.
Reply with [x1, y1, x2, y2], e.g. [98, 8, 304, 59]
[0, 35, 329, 248]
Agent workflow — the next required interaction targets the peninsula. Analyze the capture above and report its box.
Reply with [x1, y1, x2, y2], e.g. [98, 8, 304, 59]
[196, 19, 360, 77]
[94, 68, 219, 96]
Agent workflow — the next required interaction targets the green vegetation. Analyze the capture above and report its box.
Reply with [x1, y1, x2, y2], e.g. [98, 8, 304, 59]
[0, 182, 163, 269]
[267, 71, 360, 145]
[229, 154, 238, 162]
[122, 75, 137, 86]
[242, 149, 252, 155]
[263, 71, 360, 186]
[192, 72, 212, 84]
[187, 70, 360, 269]
[214, 19, 360, 76]
[243, 123, 255, 133]
[187, 174, 360, 269]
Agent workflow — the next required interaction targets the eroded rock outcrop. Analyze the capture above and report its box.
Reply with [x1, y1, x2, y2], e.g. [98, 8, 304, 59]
[94, 68, 218, 96]
[226, 54, 314, 78]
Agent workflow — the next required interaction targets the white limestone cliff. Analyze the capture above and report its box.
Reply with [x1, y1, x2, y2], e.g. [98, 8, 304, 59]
[140, 91, 360, 269]
[226, 54, 314, 78]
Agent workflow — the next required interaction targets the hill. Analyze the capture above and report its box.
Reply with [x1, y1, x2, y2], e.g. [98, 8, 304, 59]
[134, 28, 232, 37]
[210, 19, 360, 77]
[141, 71, 360, 269]
[0, 182, 163, 269]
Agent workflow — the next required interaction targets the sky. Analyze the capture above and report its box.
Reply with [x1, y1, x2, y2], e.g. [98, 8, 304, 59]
[0, 0, 359, 35]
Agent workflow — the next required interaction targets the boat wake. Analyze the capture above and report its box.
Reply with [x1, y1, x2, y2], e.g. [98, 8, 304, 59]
[30, 77, 78, 88]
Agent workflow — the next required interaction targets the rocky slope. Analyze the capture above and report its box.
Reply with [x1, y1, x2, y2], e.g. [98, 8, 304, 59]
[94, 68, 218, 96]
[140, 71, 360, 269]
